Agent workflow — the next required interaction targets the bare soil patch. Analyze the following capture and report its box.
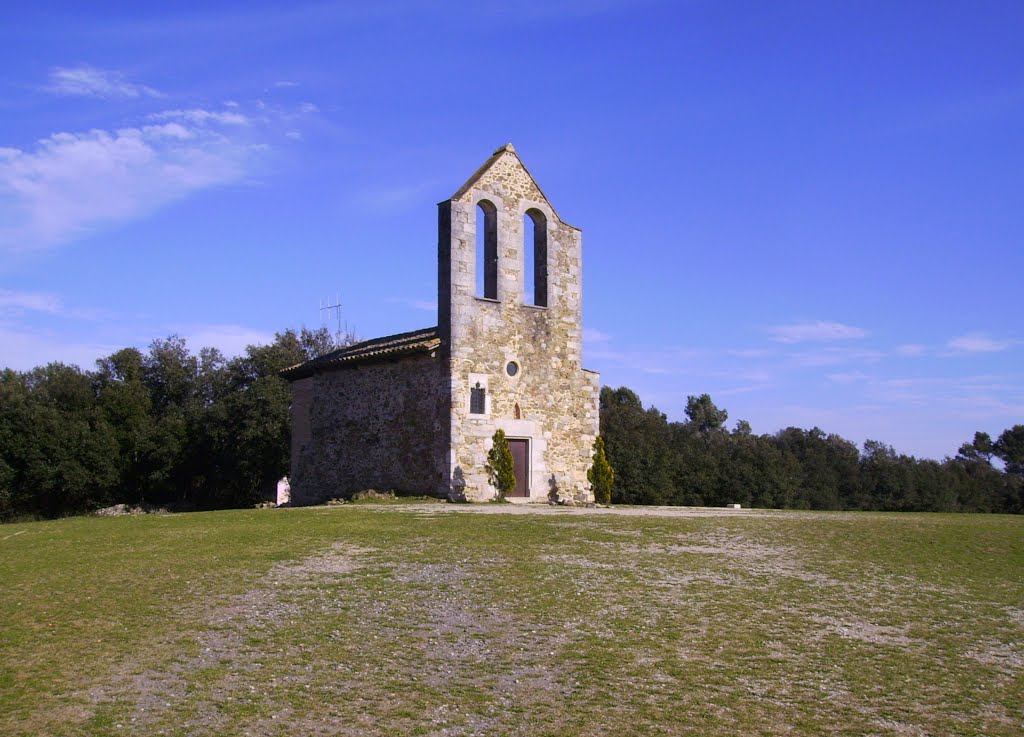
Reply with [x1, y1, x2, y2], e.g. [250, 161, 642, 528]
[6, 504, 1020, 736]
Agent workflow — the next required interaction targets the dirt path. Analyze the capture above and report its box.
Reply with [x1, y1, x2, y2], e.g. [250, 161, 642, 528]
[314, 501, 839, 520]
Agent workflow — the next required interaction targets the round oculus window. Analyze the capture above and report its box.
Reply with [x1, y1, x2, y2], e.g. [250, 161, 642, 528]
[505, 361, 519, 377]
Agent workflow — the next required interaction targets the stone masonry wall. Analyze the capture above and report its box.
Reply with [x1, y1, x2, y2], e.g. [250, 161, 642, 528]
[289, 377, 313, 483]
[439, 146, 599, 501]
[290, 353, 447, 504]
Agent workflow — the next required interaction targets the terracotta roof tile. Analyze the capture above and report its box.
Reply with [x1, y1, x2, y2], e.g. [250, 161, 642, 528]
[280, 327, 440, 379]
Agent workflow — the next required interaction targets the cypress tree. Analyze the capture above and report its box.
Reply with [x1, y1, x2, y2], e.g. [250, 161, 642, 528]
[486, 429, 516, 501]
[588, 436, 615, 505]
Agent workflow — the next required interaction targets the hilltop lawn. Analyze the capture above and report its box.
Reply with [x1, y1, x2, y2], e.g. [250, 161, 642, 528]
[1, 504, 1021, 736]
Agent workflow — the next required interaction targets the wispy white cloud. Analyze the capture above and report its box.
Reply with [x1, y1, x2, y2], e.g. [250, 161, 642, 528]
[700, 367, 776, 397]
[827, 370, 873, 384]
[712, 382, 774, 397]
[47, 66, 163, 99]
[789, 347, 884, 368]
[299, 102, 319, 114]
[769, 321, 868, 344]
[586, 344, 704, 376]
[0, 322, 122, 371]
[0, 289, 119, 320]
[896, 343, 926, 357]
[860, 375, 1023, 417]
[150, 109, 250, 126]
[0, 108, 271, 253]
[946, 333, 1016, 354]
[583, 327, 611, 343]
[0, 288, 62, 315]
[179, 323, 276, 358]
[0, 315, 276, 371]
[350, 182, 438, 213]
[728, 347, 775, 359]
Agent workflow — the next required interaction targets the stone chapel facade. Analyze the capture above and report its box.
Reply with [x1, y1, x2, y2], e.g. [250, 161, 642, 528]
[282, 144, 600, 503]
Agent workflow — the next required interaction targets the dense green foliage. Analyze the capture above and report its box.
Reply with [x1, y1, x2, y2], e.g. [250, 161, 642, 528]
[600, 386, 1023, 513]
[486, 429, 516, 501]
[2, 334, 1020, 518]
[0, 328, 344, 520]
[588, 436, 614, 504]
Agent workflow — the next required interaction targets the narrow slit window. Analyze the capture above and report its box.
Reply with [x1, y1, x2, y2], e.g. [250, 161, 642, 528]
[524, 208, 547, 307]
[476, 200, 498, 300]
[470, 382, 487, 415]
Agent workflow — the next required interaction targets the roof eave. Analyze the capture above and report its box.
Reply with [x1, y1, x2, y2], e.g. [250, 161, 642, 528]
[279, 331, 441, 381]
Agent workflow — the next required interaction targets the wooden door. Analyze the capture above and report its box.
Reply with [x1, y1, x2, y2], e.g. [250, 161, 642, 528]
[508, 439, 529, 497]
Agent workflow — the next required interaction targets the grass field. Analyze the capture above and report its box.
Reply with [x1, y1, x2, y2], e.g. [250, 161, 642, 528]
[1, 503, 1021, 736]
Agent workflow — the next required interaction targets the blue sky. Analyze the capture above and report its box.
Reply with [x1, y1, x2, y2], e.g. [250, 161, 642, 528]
[1, 1, 1021, 460]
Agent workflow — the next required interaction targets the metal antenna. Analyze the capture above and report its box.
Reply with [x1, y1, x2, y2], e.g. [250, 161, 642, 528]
[320, 294, 345, 344]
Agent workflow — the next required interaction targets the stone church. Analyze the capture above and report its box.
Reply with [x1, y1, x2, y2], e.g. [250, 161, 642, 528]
[282, 144, 600, 503]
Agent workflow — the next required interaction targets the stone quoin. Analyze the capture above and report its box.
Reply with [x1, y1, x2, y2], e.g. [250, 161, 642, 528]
[282, 144, 600, 502]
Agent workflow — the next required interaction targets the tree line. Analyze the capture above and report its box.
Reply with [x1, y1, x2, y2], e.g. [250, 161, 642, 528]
[1, 335, 1021, 519]
[600, 387, 1023, 513]
[0, 328, 344, 520]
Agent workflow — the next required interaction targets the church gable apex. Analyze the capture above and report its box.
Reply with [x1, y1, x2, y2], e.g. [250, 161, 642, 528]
[448, 143, 566, 224]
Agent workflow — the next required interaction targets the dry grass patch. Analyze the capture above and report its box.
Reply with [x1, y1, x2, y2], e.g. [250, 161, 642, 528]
[1, 505, 1021, 736]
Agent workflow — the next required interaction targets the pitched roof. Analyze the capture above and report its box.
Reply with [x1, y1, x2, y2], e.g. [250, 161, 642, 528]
[280, 327, 440, 380]
[450, 143, 516, 200]
[448, 143, 567, 224]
